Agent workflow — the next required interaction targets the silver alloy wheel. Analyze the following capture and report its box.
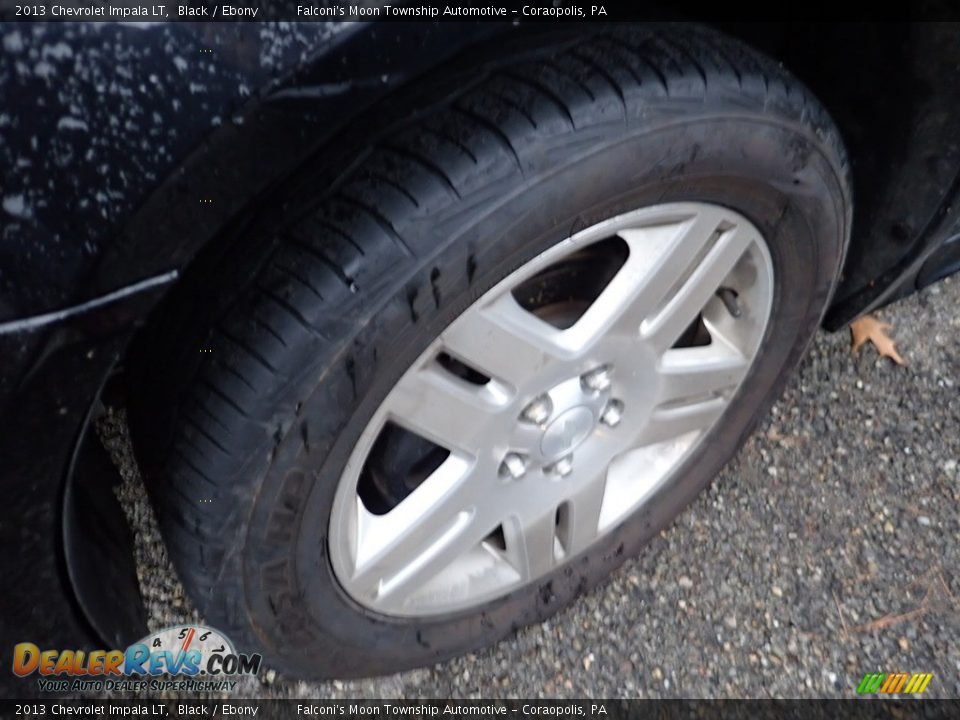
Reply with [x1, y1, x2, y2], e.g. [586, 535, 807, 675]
[329, 202, 774, 617]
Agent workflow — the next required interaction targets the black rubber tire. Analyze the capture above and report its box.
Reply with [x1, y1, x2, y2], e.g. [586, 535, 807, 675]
[132, 24, 851, 679]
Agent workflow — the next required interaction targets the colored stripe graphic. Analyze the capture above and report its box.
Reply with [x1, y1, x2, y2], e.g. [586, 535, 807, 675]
[857, 672, 933, 695]
[909, 673, 933, 694]
[904, 674, 922, 694]
[857, 673, 885, 694]
[888, 673, 908, 693]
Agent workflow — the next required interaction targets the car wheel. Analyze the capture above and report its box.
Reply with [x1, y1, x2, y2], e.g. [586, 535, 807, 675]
[134, 24, 850, 678]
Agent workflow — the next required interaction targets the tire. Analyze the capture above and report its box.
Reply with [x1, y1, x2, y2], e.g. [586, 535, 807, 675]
[132, 23, 851, 678]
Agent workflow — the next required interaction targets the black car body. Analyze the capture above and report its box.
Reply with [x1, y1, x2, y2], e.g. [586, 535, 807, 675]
[1, 19, 959, 678]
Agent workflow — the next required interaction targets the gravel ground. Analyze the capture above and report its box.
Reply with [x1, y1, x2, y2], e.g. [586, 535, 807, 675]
[97, 275, 960, 699]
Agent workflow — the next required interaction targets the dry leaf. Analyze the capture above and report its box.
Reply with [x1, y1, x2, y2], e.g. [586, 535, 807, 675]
[850, 314, 906, 365]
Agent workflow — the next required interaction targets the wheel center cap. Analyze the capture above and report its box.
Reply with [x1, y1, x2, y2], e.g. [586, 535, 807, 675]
[540, 406, 595, 458]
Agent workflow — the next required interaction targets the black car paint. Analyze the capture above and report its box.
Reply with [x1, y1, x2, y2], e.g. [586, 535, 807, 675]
[0, 20, 499, 663]
[0, 21, 957, 658]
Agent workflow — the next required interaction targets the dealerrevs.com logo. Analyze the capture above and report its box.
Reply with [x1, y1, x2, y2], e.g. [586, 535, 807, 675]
[13, 625, 262, 693]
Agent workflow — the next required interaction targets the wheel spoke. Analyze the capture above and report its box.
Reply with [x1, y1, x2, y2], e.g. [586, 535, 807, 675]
[560, 469, 607, 555]
[565, 209, 721, 342]
[384, 364, 502, 454]
[561, 220, 697, 351]
[655, 345, 750, 406]
[503, 511, 559, 580]
[635, 396, 729, 446]
[639, 222, 754, 352]
[348, 455, 491, 608]
[441, 293, 569, 388]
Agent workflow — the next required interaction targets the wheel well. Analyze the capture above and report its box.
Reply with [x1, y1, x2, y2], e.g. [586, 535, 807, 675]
[718, 22, 960, 326]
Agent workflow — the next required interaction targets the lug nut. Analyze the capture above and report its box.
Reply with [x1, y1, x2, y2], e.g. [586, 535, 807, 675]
[520, 394, 553, 425]
[545, 454, 574, 478]
[499, 452, 528, 480]
[600, 399, 624, 427]
[580, 364, 613, 393]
